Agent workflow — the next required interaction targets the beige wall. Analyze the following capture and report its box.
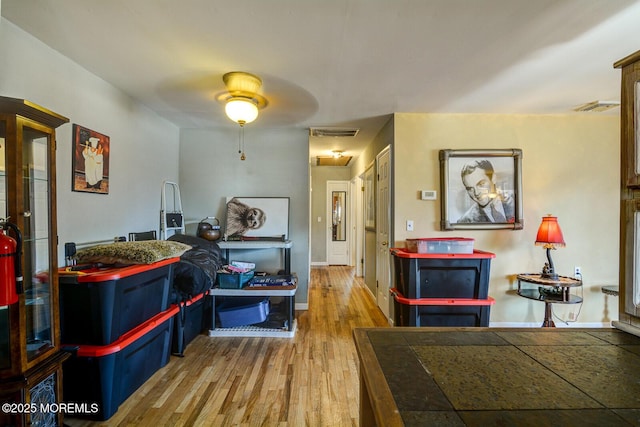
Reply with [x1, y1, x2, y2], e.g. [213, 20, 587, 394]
[394, 113, 620, 326]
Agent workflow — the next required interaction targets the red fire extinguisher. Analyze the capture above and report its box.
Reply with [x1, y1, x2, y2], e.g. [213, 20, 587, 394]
[0, 221, 22, 306]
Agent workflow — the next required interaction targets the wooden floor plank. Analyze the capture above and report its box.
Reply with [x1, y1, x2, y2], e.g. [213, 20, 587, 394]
[64, 266, 389, 426]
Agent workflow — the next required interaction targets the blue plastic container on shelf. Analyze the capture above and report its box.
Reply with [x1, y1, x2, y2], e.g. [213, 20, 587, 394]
[217, 297, 269, 328]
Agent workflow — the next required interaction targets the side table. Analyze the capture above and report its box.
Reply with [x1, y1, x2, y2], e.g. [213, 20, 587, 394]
[516, 273, 582, 327]
[601, 285, 619, 296]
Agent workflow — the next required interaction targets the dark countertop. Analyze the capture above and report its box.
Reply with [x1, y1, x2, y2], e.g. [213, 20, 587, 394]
[354, 327, 640, 426]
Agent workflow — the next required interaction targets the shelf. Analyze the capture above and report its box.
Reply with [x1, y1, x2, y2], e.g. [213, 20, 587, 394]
[217, 240, 292, 275]
[209, 285, 297, 338]
[209, 287, 296, 297]
[218, 240, 292, 250]
[208, 319, 297, 338]
[517, 288, 583, 305]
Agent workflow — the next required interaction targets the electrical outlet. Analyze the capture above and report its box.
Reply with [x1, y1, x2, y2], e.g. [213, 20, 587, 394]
[574, 266, 582, 277]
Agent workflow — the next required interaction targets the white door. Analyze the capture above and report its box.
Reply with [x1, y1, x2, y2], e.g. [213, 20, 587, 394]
[327, 180, 350, 265]
[376, 146, 392, 320]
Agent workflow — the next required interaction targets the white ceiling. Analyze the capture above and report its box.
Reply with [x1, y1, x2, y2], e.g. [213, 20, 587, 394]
[3, 0, 640, 162]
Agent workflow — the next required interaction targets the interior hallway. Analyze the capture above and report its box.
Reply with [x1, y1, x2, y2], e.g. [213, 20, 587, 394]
[65, 266, 389, 426]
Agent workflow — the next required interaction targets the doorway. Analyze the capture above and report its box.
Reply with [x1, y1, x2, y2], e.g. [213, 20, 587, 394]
[326, 180, 350, 265]
[375, 146, 392, 321]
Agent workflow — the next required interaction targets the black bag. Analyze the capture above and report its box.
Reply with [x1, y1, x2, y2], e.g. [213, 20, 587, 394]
[168, 234, 223, 301]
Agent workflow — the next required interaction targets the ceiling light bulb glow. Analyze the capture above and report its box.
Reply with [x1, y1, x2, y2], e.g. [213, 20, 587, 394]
[225, 97, 259, 124]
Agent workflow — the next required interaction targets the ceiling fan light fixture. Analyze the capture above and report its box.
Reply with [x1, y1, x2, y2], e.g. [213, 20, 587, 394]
[223, 71, 263, 95]
[225, 97, 259, 125]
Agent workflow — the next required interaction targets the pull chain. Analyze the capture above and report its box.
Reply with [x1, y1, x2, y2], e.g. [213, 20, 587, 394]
[238, 123, 246, 160]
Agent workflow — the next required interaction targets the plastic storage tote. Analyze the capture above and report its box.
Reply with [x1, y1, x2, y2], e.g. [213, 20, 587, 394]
[216, 270, 255, 289]
[62, 305, 178, 420]
[390, 248, 495, 327]
[59, 258, 178, 345]
[405, 237, 474, 254]
[172, 292, 209, 356]
[217, 297, 270, 328]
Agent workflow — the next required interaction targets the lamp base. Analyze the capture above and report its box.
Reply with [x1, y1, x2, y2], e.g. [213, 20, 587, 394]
[540, 261, 559, 281]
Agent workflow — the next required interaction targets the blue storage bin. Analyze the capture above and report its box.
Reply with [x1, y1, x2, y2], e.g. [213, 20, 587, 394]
[172, 292, 208, 356]
[217, 297, 269, 328]
[62, 305, 177, 420]
[59, 258, 177, 345]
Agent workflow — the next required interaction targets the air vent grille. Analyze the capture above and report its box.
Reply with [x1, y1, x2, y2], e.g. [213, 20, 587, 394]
[573, 101, 620, 112]
[309, 127, 360, 138]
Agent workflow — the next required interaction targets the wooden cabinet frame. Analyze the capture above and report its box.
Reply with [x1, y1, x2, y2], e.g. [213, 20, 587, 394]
[0, 97, 69, 426]
[616, 51, 640, 188]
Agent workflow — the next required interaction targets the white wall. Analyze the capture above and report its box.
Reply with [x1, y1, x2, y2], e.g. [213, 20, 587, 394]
[0, 18, 180, 264]
[179, 127, 311, 304]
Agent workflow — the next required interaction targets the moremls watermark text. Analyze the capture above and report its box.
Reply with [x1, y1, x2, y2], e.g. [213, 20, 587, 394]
[2, 402, 99, 415]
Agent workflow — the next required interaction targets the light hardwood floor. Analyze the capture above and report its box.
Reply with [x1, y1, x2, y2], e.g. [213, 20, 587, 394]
[65, 266, 389, 426]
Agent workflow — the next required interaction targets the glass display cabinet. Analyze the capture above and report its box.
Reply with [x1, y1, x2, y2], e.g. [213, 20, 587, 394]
[615, 50, 640, 335]
[0, 96, 69, 426]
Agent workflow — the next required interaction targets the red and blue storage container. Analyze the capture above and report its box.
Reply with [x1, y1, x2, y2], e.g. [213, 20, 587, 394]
[62, 305, 178, 420]
[172, 291, 209, 356]
[58, 258, 178, 345]
[390, 248, 495, 327]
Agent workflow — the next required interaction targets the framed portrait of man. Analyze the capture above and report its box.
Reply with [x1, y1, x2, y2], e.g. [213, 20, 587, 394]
[439, 149, 523, 230]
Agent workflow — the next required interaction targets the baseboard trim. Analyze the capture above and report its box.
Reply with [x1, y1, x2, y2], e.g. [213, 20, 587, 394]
[612, 321, 640, 337]
[295, 303, 308, 311]
[310, 261, 329, 266]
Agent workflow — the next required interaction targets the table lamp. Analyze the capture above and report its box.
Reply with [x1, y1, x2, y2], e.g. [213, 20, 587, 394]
[535, 215, 565, 280]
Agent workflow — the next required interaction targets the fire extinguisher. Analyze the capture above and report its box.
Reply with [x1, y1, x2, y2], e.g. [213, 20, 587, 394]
[0, 221, 22, 306]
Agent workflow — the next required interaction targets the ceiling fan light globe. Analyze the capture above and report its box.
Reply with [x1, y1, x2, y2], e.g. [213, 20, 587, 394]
[225, 98, 259, 124]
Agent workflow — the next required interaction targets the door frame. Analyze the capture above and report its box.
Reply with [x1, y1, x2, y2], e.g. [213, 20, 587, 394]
[352, 176, 363, 276]
[326, 180, 350, 265]
[375, 145, 393, 323]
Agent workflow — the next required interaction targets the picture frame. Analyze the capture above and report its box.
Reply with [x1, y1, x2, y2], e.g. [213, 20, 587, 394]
[439, 149, 523, 230]
[72, 124, 110, 194]
[223, 197, 290, 241]
[363, 164, 375, 230]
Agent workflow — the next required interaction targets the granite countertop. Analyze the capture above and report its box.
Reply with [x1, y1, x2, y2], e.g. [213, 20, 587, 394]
[356, 327, 640, 426]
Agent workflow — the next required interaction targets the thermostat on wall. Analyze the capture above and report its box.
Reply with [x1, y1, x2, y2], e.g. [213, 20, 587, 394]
[421, 190, 437, 200]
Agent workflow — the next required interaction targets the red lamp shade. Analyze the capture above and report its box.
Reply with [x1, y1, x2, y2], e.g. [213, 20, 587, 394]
[535, 215, 565, 247]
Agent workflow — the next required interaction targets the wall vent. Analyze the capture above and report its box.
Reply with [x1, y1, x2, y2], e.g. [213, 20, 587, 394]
[573, 101, 620, 112]
[309, 127, 360, 138]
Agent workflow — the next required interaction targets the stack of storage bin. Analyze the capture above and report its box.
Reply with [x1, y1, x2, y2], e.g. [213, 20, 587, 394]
[391, 240, 495, 327]
[171, 291, 209, 356]
[58, 258, 179, 420]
